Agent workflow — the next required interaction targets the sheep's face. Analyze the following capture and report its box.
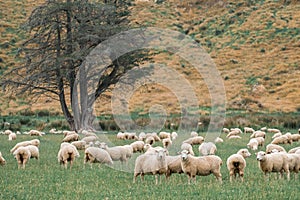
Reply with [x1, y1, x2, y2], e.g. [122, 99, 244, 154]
[156, 149, 167, 160]
[239, 149, 251, 158]
[181, 150, 189, 161]
[99, 143, 108, 149]
[143, 144, 151, 151]
[256, 151, 266, 161]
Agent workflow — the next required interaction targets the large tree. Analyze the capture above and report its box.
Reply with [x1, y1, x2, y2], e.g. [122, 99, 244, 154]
[2, 0, 149, 131]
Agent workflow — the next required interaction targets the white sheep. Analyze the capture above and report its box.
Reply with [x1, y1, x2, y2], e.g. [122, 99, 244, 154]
[99, 143, 129, 163]
[138, 132, 146, 141]
[13, 145, 39, 160]
[226, 130, 241, 138]
[57, 142, 80, 169]
[226, 148, 251, 182]
[214, 137, 223, 143]
[0, 152, 6, 166]
[256, 151, 290, 180]
[165, 155, 183, 180]
[62, 133, 80, 143]
[117, 132, 126, 140]
[71, 141, 87, 150]
[198, 142, 217, 156]
[272, 132, 282, 139]
[266, 144, 286, 154]
[250, 130, 266, 138]
[286, 153, 300, 179]
[271, 135, 290, 145]
[81, 135, 98, 143]
[180, 150, 222, 184]
[171, 132, 178, 140]
[284, 132, 293, 144]
[227, 135, 242, 139]
[162, 138, 172, 149]
[49, 128, 62, 134]
[124, 132, 138, 140]
[133, 148, 168, 185]
[14, 146, 31, 169]
[159, 131, 171, 139]
[183, 136, 204, 145]
[247, 138, 259, 151]
[181, 143, 195, 156]
[230, 128, 242, 134]
[10, 139, 40, 154]
[130, 141, 145, 153]
[222, 128, 230, 134]
[145, 136, 155, 145]
[288, 147, 300, 154]
[4, 130, 13, 135]
[63, 130, 77, 137]
[28, 129, 44, 136]
[267, 128, 281, 134]
[244, 127, 255, 134]
[8, 132, 17, 141]
[84, 147, 113, 168]
[291, 134, 300, 142]
[190, 131, 198, 137]
[144, 145, 169, 156]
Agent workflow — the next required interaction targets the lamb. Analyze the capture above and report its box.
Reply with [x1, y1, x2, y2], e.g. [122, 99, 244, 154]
[165, 155, 183, 180]
[244, 127, 255, 134]
[226, 148, 251, 182]
[271, 135, 290, 145]
[57, 142, 80, 169]
[159, 131, 171, 139]
[250, 130, 266, 138]
[99, 142, 129, 163]
[0, 152, 6, 166]
[256, 151, 290, 180]
[28, 129, 44, 136]
[71, 141, 87, 150]
[133, 148, 168, 185]
[180, 150, 222, 184]
[183, 136, 204, 145]
[247, 138, 259, 151]
[198, 142, 217, 156]
[13, 145, 39, 160]
[266, 144, 286, 154]
[10, 139, 40, 153]
[130, 141, 145, 153]
[84, 147, 113, 168]
[62, 133, 80, 143]
[8, 132, 17, 141]
[14, 146, 31, 169]
[288, 147, 300, 154]
[181, 143, 195, 156]
[171, 132, 178, 140]
[162, 138, 172, 149]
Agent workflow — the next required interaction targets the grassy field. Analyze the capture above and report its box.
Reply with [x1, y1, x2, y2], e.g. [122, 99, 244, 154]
[1, 128, 300, 199]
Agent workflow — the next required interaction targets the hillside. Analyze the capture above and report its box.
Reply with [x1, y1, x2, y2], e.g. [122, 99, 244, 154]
[0, 0, 300, 116]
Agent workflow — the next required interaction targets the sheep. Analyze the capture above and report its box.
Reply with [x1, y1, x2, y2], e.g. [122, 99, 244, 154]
[99, 143, 129, 163]
[222, 128, 229, 134]
[62, 133, 80, 143]
[266, 144, 286, 154]
[63, 130, 77, 137]
[133, 148, 168, 185]
[272, 132, 282, 139]
[84, 147, 113, 168]
[145, 136, 155, 145]
[28, 129, 44, 136]
[81, 130, 97, 137]
[286, 153, 300, 179]
[162, 138, 172, 149]
[13, 145, 39, 160]
[165, 155, 183, 180]
[123, 145, 134, 159]
[49, 128, 62, 134]
[230, 128, 242, 134]
[296, 149, 300, 154]
[260, 127, 267, 131]
[144, 145, 169, 156]
[124, 132, 138, 140]
[214, 137, 223, 143]
[182, 136, 204, 145]
[0, 152, 6, 166]
[81, 135, 98, 143]
[149, 133, 161, 141]
[181, 143, 195, 156]
[267, 128, 281, 134]
[4, 130, 13, 135]
[198, 142, 217, 156]
[130, 141, 145, 153]
[226, 130, 240, 138]
[159, 131, 170, 140]
[244, 127, 255, 134]
[71, 141, 87, 150]
[247, 138, 259, 151]
[250, 131, 266, 138]
[226, 148, 251, 182]
[180, 150, 222, 184]
[171, 132, 178, 140]
[284, 132, 293, 144]
[271, 135, 290, 145]
[14, 146, 31, 169]
[256, 151, 290, 180]
[8, 132, 17, 141]
[291, 134, 300, 142]
[288, 147, 300, 154]
[10, 139, 40, 154]
[117, 132, 126, 140]
[227, 135, 242, 139]
[190, 131, 198, 137]
[138, 132, 146, 141]
[57, 142, 80, 169]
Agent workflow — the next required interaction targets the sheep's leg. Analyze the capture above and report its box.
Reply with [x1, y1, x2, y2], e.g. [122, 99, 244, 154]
[155, 175, 158, 185]
[239, 171, 244, 182]
[187, 175, 191, 185]
[286, 169, 290, 181]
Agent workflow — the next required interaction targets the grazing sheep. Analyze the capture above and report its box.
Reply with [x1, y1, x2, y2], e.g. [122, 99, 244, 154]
[130, 141, 145, 153]
[288, 147, 300, 154]
[247, 138, 259, 151]
[286, 153, 300, 179]
[71, 141, 87, 150]
[214, 137, 223, 143]
[266, 144, 286, 154]
[4, 130, 13, 135]
[62, 133, 80, 143]
[133, 148, 168, 185]
[0, 152, 6, 166]
[260, 127, 267, 131]
[222, 128, 230, 134]
[99, 143, 129, 163]
[8, 132, 17, 141]
[165, 155, 183, 180]
[14, 146, 31, 169]
[226, 148, 251, 182]
[198, 142, 217, 156]
[28, 129, 44, 136]
[267, 128, 281, 134]
[144, 145, 169, 156]
[138, 132, 146, 141]
[190, 131, 198, 137]
[183, 136, 204, 145]
[272, 132, 282, 139]
[230, 128, 242, 134]
[162, 138, 172, 149]
[255, 137, 265, 147]
[13, 145, 39, 160]
[227, 135, 242, 139]
[171, 132, 178, 140]
[145, 136, 155, 145]
[117, 132, 126, 140]
[244, 127, 255, 134]
[57, 142, 80, 169]
[49, 128, 62, 134]
[125, 132, 138, 140]
[150, 133, 161, 142]
[226, 130, 240, 138]
[256, 151, 290, 180]
[159, 131, 171, 140]
[81, 135, 98, 144]
[84, 147, 113, 168]
[271, 135, 290, 145]
[63, 130, 77, 137]
[180, 150, 222, 184]
[284, 132, 293, 144]
[181, 143, 195, 156]
[291, 134, 300, 142]
[250, 131, 266, 139]
[10, 139, 40, 154]
[123, 145, 134, 159]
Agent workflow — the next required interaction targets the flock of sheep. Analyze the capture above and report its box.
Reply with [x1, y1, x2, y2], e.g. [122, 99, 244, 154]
[1, 126, 300, 185]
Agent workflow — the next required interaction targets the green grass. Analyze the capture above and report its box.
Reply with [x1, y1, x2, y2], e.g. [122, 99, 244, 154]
[1, 128, 300, 199]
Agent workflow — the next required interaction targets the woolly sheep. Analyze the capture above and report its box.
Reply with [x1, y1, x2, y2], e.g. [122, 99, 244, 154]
[190, 131, 198, 137]
[247, 138, 259, 151]
[296, 149, 300, 154]
[49, 128, 62, 134]
[244, 127, 255, 134]
[10, 139, 40, 154]
[133, 148, 168, 185]
[63, 130, 77, 137]
[62, 133, 80, 143]
[13, 145, 39, 160]
[130, 141, 145, 153]
[198, 142, 217, 156]
[144, 145, 169, 156]
[180, 150, 222, 184]
[81, 136, 98, 143]
[255, 137, 265, 147]
[222, 128, 229, 134]
[181, 143, 195, 156]
[165, 155, 183, 180]
[149, 133, 161, 141]
[267, 128, 281, 134]
[99, 143, 129, 163]
[81, 130, 97, 137]
[14, 146, 31, 169]
[117, 132, 126, 140]
[256, 151, 290, 180]
[291, 134, 300, 142]
[123, 145, 134, 159]
[145, 136, 155, 145]
[71, 141, 87, 150]
[266, 144, 286, 154]
[159, 131, 170, 139]
[162, 138, 172, 149]
[57, 142, 80, 169]
[286, 153, 300, 179]
[214, 137, 223, 143]
[288, 147, 300, 154]
[28, 129, 44, 136]
[138, 132, 146, 141]
[0, 152, 6, 166]
[227, 135, 242, 139]
[84, 147, 113, 168]
[284, 132, 293, 144]
[171, 132, 178, 140]
[8, 132, 17, 141]
[183, 136, 204, 145]
[272, 132, 282, 139]
[226, 130, 240, 138]
[230, 128, 242, 134]
[125, 132, 138, 140]
[226, 148, 251, 182]
[271, 135, 290, 145]
[250, 131, 266, 138]
[4, 130, 13, 135]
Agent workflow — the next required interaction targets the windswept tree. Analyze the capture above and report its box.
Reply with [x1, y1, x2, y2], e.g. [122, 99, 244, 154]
[2, 0, 150, 131]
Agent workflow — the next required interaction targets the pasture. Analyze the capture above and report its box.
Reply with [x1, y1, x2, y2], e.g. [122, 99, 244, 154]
[0, 129, 300, 200]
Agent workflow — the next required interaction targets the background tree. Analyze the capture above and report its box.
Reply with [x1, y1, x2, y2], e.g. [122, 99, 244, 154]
[2, 0, 150, 131]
